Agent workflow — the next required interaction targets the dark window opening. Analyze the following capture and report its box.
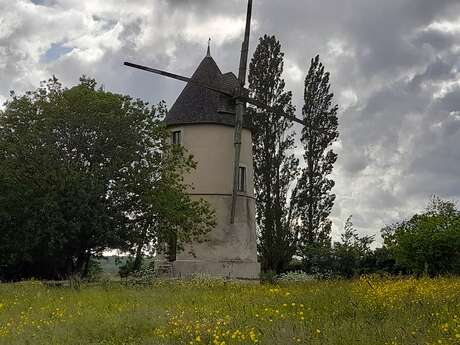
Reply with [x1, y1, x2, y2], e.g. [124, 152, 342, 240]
[238, 166, 246, 192]
[172, 131, 181, 145]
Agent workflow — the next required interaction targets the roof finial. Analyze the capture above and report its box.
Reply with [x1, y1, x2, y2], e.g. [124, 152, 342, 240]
[207, 37, 211, 57]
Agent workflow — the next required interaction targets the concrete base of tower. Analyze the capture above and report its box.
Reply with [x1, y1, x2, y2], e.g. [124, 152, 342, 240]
[171, 260, 260, 280]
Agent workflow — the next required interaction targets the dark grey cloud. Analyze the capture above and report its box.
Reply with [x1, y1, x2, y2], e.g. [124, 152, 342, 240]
[1, 0, 460, 243]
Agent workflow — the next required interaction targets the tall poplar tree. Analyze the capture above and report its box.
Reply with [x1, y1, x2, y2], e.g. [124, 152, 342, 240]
[293, 55, 339, 262]
[248, 35, 299, 273]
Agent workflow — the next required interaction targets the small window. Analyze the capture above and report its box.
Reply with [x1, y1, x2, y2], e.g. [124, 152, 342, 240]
[238, 166, 246, 192]
[172, 130, 181, 145]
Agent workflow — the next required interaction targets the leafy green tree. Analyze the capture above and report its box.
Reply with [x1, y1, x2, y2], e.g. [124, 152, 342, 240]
[359, 246, 399, 275]
[382, 197, 460, 276]
[248, 35, 299, 273]
[300, 243, 334, 276]
[293, 55, 339, 260]
[0, 76, 214, 280]
[332, 216, 375, 278]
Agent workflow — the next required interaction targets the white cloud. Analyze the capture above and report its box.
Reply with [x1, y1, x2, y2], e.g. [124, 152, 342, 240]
[183, 15, 245, 45]
[285, 59, 303, 82]
[426, 19, 460, 33]
[339, 89, 358, 111]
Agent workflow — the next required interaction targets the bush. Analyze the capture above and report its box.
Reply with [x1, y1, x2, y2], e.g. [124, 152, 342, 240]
[285, 259, 304, 273]
[277, 271, 316, 282]
[122, 266, 157, 286]
[118, 256, 138, 278]
[260, 270, 278, 284]
[85, 259, 103, 282]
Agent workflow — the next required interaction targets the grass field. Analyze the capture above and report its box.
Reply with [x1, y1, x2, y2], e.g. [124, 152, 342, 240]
[0, 276, 459, 345]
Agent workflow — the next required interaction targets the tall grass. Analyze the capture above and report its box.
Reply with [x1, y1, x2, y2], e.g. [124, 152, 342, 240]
[0, 276, 458, 344]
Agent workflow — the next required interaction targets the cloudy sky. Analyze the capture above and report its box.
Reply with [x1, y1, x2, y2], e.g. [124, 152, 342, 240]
[2, 0, 460, 244]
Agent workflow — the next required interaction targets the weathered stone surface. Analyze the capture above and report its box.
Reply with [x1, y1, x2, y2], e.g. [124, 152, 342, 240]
[157, 124, 260, 279]
[172, 260, 260, 279]
[158, 52, 260, 279]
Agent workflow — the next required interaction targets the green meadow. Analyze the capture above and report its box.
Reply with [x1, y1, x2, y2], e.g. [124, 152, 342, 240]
[0, 277, 459, 345]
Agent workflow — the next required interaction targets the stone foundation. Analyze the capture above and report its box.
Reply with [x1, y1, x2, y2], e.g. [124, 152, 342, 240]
[171, 260, 260, 279]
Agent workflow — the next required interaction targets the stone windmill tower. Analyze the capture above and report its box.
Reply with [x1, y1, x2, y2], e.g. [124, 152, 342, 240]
[124, 0, 305, 279]
[162, 45, 259, 278]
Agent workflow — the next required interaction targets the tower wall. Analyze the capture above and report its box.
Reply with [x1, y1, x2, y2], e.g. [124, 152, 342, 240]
[167, 123, 260, 279]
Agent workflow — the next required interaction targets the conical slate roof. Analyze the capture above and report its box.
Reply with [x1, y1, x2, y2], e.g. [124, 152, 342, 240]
[165, 55, 249, 128]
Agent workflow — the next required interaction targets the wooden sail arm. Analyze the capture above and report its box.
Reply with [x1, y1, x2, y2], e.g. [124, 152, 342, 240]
[244, 96, 306, 126]
[230, 0, 253, 224]
[238, 0, 253, 85]
[123, 62, 235, 98]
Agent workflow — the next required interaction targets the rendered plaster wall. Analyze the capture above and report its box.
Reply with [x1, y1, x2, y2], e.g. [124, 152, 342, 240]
[167, 124, 260, 279]
[171, 124, 255, 196]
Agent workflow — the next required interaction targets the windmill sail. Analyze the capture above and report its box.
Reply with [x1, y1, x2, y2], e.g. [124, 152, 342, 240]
[230, 0, 253, 224]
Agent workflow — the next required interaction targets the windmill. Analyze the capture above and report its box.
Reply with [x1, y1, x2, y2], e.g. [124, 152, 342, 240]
[124, 0, 305, 225]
